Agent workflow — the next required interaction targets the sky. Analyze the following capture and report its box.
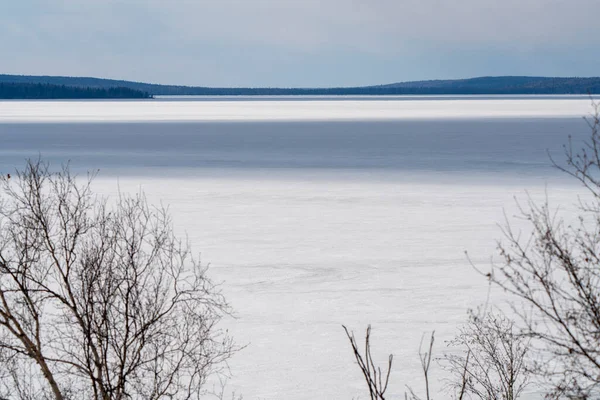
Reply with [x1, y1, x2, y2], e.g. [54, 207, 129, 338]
[1, 0, 600, 87]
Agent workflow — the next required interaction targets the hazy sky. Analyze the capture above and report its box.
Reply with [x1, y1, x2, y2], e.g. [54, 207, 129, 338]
[2, 0, 599, 87]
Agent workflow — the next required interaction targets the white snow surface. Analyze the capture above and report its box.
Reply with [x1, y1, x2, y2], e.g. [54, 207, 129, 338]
[0, 96, 596, 122]
[90, 174, 577, 400]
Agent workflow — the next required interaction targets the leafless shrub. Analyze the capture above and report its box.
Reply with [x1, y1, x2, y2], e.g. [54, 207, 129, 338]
[0, 159, 235, 400]
[444, 311, 530, 400]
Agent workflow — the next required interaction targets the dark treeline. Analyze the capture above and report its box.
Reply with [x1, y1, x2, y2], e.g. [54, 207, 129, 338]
[376, 76, 600, 94]
[1, 74, 600, 96]
[0, 82, 151, 99]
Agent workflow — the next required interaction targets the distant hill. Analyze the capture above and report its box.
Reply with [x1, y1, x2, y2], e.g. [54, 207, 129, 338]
[0, 82, 151, 99]
[0, 74, 599, 96]
[375, 76, 600, 94]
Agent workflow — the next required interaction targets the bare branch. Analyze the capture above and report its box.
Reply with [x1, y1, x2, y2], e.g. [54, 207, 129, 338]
[343, 325, 393, 400]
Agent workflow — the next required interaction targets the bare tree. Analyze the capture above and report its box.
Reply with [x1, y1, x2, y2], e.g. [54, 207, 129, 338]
[486, 102, 600, 398]
[0, 160, 234, 400]
[444, 311, 530, 400]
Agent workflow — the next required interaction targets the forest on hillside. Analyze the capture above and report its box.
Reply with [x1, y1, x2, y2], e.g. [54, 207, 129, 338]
[0, 82, 151, 99]
[1, 74, 600, 96]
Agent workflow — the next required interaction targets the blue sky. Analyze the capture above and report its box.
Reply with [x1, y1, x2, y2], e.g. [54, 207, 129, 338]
[2, 0, 599, 87]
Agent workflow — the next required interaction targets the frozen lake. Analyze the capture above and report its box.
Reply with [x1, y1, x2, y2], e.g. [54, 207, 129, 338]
[0, 96, 595, 399]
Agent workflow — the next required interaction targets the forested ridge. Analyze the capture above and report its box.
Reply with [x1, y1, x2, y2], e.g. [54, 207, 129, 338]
[1, 74, 600, 96]
[0, 82, 151, 99]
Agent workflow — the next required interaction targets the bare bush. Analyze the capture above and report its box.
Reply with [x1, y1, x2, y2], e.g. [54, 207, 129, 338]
[0, 160, 234, 400]
[445, 311, 530, 400]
